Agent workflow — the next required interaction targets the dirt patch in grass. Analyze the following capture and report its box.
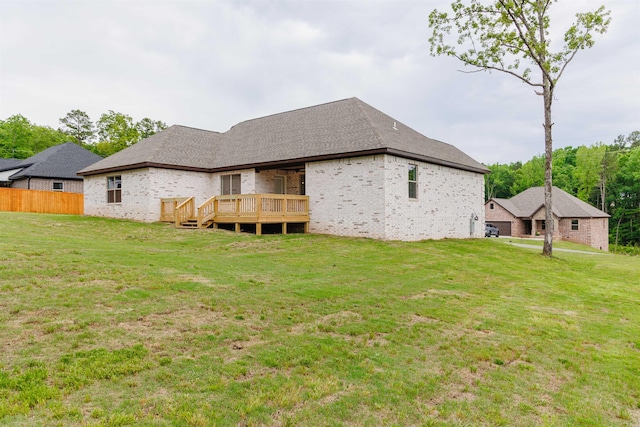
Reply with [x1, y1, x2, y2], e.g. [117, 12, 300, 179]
[116, 306, 226, 342]
[290, 310, 363, 335]
[403, 289, 472, 300]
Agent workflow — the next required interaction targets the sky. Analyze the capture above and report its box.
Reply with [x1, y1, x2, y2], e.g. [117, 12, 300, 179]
[1, 0, 639, 165]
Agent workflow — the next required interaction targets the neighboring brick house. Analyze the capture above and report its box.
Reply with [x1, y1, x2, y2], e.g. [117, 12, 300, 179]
[0, 143, 102, 193]
[485, 186, 610, 251]
[78, 98, 489, 241]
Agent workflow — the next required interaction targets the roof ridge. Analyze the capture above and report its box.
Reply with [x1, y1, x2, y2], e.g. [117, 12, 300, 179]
[226, 97, 359, 132]
[352, 98, 385, 147]
[172, 124, 222, 134]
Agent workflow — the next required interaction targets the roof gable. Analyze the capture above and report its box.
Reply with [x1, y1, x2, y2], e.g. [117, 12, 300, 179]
[79, 98, 489, 176]
[503, 186, 609, 218]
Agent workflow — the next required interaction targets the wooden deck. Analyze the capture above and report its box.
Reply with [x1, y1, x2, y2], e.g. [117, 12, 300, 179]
[162, 194, 309, 235]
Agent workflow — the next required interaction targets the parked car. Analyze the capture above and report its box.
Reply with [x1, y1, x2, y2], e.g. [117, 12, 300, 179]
[485, 223, 500, 237]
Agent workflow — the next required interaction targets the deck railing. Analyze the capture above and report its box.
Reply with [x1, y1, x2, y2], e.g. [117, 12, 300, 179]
[160, 197, 189, 222]
[174, 197, 195, 227]
[164, 194, 309, 228]
[213, 194, 309, 223]
[197, 195, 217, 227]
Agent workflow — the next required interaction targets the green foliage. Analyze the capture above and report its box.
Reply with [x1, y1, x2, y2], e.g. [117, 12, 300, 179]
[428, 1, 611, 88]
[511, 154, 544, 194]
[575, 144, 606, 202]
[0, 115, 68, 159]
[59, 110, 95, 146]
[1, 110, 167, 160]
[95, 111, 140, 156]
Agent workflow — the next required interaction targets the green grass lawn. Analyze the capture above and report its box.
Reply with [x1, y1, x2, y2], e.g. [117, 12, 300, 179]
[0, 212, 638, 426]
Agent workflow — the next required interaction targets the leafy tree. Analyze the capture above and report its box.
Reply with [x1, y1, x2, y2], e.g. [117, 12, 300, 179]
[552, 146, 577, 194]
[574, 144, 606, 202]
[96, 111, 140, 156]
[485, 162, 517, 199]
[0, 115, 67, 159]
[59, 110, 95, 146]
[428, 0, 611, 256]
[511, 154, 544, 195]
[136, 118, 167, 140]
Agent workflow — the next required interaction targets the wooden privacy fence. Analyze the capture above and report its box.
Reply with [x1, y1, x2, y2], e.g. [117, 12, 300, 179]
[0, 188, 84, 215]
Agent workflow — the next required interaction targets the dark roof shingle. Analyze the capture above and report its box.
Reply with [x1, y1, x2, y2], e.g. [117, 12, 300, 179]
[79, 98, 489, 176]
[10, 142, 103, 180]
[490, 186, 609, 218]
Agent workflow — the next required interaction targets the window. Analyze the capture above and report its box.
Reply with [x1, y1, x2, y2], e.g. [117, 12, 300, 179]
[221, 174, 241, 195]
[408, 164, 417, 199]
[52, 182, 64, 192]
[107, 175, 122, 203]
[490, 203, 494, 209]
[571, 219, 579, 231]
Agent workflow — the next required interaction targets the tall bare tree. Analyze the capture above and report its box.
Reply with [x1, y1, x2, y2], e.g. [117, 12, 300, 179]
[428, 0, 610, 256]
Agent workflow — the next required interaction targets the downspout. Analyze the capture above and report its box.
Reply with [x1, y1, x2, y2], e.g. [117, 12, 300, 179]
[27, 177, 31, 190]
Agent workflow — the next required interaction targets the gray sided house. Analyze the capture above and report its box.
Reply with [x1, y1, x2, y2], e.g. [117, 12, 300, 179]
[78, 98, 489, 241]
[0, 142, 102, 193]
[485, 186, 610, 251]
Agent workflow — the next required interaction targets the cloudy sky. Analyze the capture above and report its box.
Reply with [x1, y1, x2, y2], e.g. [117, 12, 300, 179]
[1, 0, 638, 165]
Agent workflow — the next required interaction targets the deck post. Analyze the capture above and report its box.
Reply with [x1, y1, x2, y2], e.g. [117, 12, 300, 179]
[304, 222, 309, 233]
[282, 223, 287, 235]
[256, 223, 262, 236]
[235, 223, 240, 233]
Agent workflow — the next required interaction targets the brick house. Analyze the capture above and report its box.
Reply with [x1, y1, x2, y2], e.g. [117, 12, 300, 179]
[78, 98, 489, 241]
[485, 186, 610, 251]
[0, 142, 102, 193]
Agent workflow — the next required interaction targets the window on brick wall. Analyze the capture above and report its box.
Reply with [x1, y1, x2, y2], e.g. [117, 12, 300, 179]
[490, 203, 494, 209]
[107, 175, 121, 203]
[221, 174, 241, 195]
[571, 219, 579, 231]
[408, 164, 417, 199]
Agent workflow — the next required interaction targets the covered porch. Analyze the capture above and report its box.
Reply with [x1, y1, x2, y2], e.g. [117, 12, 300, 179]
[161, 193, 310, 235]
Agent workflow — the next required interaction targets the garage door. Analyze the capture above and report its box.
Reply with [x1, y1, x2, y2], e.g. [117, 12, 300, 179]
[491, 221, 512, 236]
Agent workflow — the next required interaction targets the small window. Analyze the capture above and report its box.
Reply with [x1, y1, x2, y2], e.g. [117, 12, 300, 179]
[408, 165, 417, 199]
[107, 175, 122, 203]
[221, 174, 241, 195]
[52, 182, 64, 192]
[571, 219, 579, 231]
[490, 203, 494, 209]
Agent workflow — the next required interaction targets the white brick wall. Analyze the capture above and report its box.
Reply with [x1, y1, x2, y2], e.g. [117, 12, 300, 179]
[306, 155, 387, 239]
[84, 168, 215, 222]
[383, 156, 485, 240]
[306, 155, 484, 240]
[83, 157, 485, 241]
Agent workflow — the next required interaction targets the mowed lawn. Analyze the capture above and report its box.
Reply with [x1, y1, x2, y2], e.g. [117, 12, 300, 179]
[0, 212, 638, 427]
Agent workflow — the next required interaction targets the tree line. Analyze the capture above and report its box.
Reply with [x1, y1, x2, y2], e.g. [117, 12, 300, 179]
[485, 131, 640, 247]
[0, 110, 167, 159]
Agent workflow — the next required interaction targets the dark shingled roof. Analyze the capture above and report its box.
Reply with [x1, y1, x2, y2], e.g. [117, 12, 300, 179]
[0, 158, 23, 171]
[79, 98, 489, 176]
[9, 142, 103, 180]
[489, 186, 609, 218]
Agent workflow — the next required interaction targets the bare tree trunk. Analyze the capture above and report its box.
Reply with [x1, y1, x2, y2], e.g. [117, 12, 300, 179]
[542, 75, 554, 257]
